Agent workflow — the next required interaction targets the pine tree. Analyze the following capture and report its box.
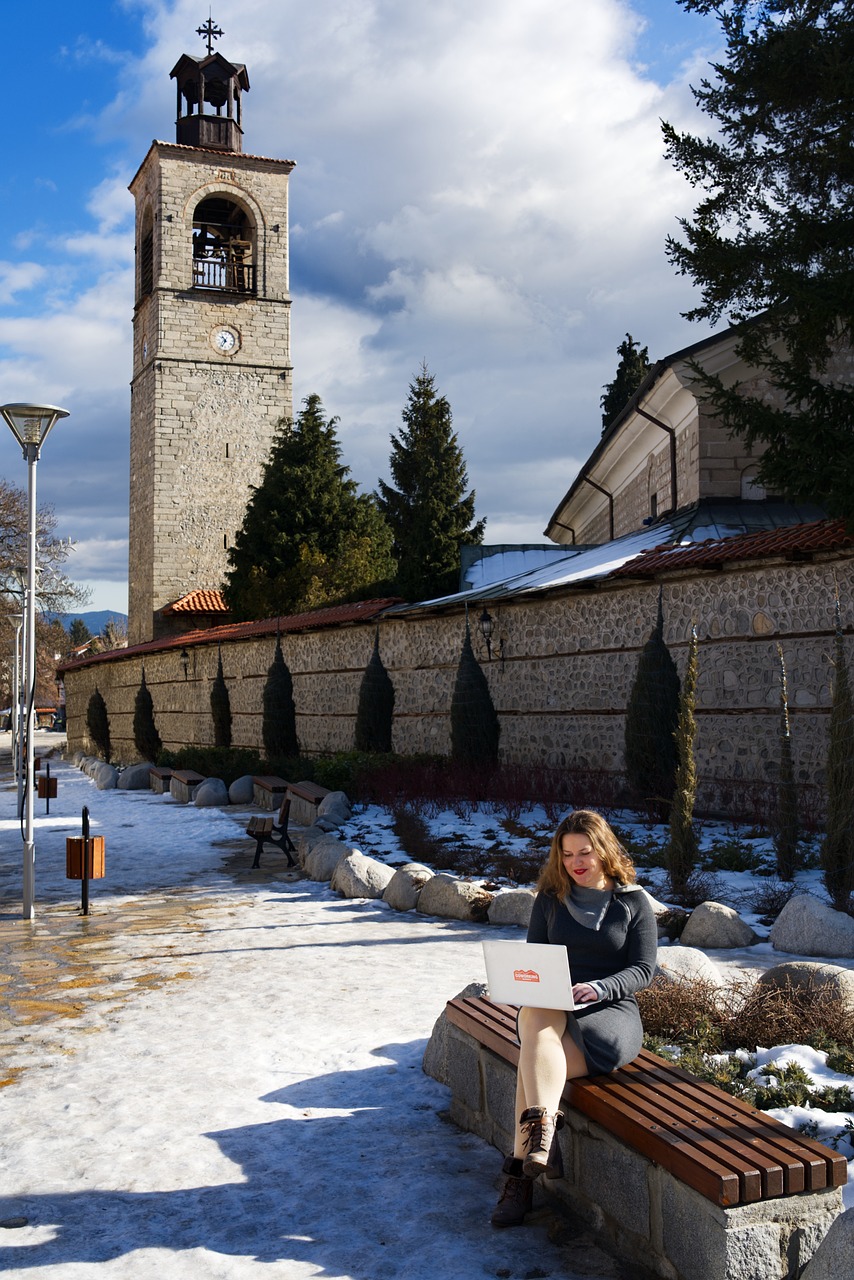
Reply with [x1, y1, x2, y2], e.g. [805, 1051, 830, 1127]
[133, 667, 162, 762]
[774, 644, 799, 880]
[262, 635, 299, 759]
[224, 394, 396, 620]
[667, 626, 700, 896]
[377, 366, 485, 602]
[86, 688, 111, 762]
[624, 594, 681, 815]
[601, 334, 652, 432]
[354, 629, 395, 753]
[822, 596, 854, 910]
[662, 1, 854, 518]
[68, 618, 92, 649]
[450, 620, 500, 767]
[210, 650, 232, 749]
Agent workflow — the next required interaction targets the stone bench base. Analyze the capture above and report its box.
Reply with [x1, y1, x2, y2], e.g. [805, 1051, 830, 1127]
[423, 996, 842, 1280]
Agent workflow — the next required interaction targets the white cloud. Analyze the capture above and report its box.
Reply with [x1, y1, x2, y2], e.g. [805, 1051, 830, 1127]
[0, 261, 48, 304]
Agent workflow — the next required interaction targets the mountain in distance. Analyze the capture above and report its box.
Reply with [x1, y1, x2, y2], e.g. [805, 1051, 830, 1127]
[49, 611, 129, 635]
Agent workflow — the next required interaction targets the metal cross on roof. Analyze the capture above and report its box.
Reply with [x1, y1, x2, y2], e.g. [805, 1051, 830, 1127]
[197, 14, 224, 55]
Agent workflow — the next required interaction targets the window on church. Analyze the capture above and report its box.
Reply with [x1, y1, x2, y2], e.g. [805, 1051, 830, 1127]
[138, 207, 154, 300]
[192, 196, 255, 293]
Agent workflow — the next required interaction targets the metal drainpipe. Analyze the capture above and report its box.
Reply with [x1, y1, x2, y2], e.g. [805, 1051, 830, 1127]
[550, 520, 577, 545]
[579, 475, 615, 540]
[635, 407, 678, 513]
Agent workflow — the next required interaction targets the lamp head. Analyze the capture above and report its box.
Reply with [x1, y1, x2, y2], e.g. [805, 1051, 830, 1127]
[1, 403, 69, 456]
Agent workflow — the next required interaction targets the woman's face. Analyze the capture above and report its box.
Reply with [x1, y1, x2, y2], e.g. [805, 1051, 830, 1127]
[560, 832, 612, 891]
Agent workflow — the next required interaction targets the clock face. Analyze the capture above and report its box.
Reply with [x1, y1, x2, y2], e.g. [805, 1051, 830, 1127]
[213, 326, 239, 354]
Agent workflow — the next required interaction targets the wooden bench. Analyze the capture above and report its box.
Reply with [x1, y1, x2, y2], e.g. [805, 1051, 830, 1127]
[286, 780, 330, 826]
[252, 775, 289, 811]
[426, 992, 846, 1280]
[169, 769, 206, 803]
[246, 796, 297, 870]
[149, 766, 173, 794]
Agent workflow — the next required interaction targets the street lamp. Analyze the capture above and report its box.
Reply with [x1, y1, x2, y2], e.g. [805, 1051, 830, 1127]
[1, 402, 69, 920]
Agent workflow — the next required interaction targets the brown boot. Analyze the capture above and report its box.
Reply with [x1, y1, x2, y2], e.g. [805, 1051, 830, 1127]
[490, 1156, 533, 1228]
[519, 1106, 565, 1179]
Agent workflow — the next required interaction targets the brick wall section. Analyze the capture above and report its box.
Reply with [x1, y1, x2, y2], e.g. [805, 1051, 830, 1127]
[63, 550, 854, 794]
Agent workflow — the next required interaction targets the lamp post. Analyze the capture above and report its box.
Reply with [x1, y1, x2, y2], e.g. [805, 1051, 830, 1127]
[1, 402, 69, 920]
[9, 610, 23, 792]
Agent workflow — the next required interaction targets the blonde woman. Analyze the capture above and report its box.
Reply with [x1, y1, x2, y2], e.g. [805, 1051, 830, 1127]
[492, 809, 657, 1228]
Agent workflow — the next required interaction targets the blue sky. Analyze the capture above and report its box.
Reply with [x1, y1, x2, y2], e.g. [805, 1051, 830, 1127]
[0, 0, 721, 614]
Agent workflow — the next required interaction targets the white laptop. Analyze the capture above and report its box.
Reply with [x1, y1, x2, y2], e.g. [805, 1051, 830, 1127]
[482, 940, 578, 1010]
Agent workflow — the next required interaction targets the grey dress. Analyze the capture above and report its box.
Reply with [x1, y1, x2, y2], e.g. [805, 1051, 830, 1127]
[526, 884, 657, 1074]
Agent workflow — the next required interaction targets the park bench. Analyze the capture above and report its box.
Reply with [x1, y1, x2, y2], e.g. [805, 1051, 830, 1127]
[149, 766, 173, 794]
[425, 992, 846, 1280]
[252, 775, 289, 811]
[169, 769, 206, 803]
[286, 780, 330, 826]
[245, 796, 297, 870]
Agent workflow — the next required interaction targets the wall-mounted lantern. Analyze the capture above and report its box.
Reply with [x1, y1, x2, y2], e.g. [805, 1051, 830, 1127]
[180, 648, 190, 680]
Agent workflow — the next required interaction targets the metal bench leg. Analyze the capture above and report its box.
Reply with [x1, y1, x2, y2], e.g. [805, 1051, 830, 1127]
[251, 835, 266, 869]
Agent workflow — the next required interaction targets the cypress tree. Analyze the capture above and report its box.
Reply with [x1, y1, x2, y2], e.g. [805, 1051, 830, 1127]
[354, 629, 395, 753]
[822, 596, 854, 910]
[450, 620, 500, 767]
[210, 649, 232, 749]
[262, 634, 299, 759]
[600, 334, 651, 432]
[86, 687, 111, 762]
[774, 644, 799, 880]
[624, 592, 681, 815]
[666, 626, 700, 896]
[133, 667, 162, 762]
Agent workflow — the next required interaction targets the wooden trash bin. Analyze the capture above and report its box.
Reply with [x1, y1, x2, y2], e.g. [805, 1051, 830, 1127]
[66, 837, 105, 880]
[38, 775, 58, 799]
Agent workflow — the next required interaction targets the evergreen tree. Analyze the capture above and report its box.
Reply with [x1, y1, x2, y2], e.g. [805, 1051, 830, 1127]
[262, 635, 299, 759]
[210, 650, 232, 749]
[774, 644, 799, 880]
[377, 366, 485, 602]
[601, 334, 652, 431]
[663, 1, 854, 518]
[68, 618, 92, 648]
[354, 629, 395, 753]
[450, 620, 500, 767]
[86, 688, 111, 762]
[666, 626, 700, 896]
[822, 596, 854, 909]
[224, 395, 396, 620]
[133, 667, 162, 762]
[624, 594, 681, 815]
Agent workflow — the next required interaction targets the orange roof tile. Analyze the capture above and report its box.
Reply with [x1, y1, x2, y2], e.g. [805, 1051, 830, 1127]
[608, 518, 853, 579]
[162, 589, 230, 614]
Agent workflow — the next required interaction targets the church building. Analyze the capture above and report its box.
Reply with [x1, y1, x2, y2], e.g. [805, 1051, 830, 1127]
[127, 19, 295, 644]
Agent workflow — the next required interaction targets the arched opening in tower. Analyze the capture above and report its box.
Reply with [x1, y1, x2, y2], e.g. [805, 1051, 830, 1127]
[192, 197, 255, 293]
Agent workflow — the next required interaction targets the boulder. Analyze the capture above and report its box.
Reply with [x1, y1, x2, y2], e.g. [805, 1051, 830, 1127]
[382, 863, 434, 912]
[315, 815, 346, 832]
[758, 961, 854, 1017]
[94, 763, 119, 790]
[72, 751, 86, 767]
[654, 945, 725, 988]
[487, 888, 536, 928]
[679, 900, 759, 949]
[228, 774, 255, 804]
[330, 852, 395, 900]
[417, 874, 493, 923]
[292, 825, 339, 870]
[770, 893, 854, 960]
[118, 762, 155, 791]
[194, 777, 229, 807]
[800, 1208, 854, 1280]
[318, 790, 351, 821]
[303, 839, 349, 882]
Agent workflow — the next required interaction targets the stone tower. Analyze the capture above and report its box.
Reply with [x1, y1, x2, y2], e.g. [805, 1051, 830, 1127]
[128, 21, 295, 643]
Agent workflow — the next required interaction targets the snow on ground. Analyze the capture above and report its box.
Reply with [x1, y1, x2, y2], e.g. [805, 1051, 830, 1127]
[0, 744, 852, 1280]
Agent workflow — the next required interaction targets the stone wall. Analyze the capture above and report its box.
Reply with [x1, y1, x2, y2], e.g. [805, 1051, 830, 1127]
[63, 549, 854, 799]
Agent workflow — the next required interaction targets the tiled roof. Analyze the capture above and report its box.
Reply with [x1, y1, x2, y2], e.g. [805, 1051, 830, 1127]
[162, 589, 230, 614]
[608, 518, 852, 579]
[56, 598, 403, 673]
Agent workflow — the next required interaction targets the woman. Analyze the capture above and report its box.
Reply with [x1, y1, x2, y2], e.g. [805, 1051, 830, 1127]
[491, 808, 657, 1228]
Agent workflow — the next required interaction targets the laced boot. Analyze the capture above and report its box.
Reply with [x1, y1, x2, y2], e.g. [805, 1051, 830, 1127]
[519, 1106, 565, 1179]
[490, 1156, 534, 1228]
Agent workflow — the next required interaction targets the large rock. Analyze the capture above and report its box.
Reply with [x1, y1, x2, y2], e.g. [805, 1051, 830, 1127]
[330, 852, 395, 900]
[194, 777, 229, 807]
[318, 790, 351, 822]
[758, 961, 854, 1016]
[382, 863, 434, 912]
[487, 888, 536, 928]
[118, 762, 155, 790]
[417, 874, 493, 923]
[303, 838, 349, 882]
[228, 774, 255, 804]
[654, 945, 725, 988]
[293, 825, 339, 870]
[770, 893, 854, 959]
[800, 1207, 854, 1280]
[94, 763, 119, 790]
[679, 900, 759, 949]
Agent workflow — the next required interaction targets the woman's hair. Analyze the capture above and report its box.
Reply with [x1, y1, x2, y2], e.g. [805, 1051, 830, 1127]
[537, 809, 637, 897]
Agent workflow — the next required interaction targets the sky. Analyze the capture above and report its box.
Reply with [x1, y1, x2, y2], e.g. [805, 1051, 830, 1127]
[0, 0, 724, 614]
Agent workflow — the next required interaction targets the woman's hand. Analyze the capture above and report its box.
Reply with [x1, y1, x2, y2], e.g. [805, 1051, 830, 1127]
[572, 983, 599, 1005]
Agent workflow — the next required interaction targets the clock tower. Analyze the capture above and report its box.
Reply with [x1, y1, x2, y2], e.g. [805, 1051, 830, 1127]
[128, 20, 295, 643]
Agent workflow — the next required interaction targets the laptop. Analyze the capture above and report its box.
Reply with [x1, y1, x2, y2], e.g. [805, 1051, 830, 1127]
[482, 939, 578, 1010]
